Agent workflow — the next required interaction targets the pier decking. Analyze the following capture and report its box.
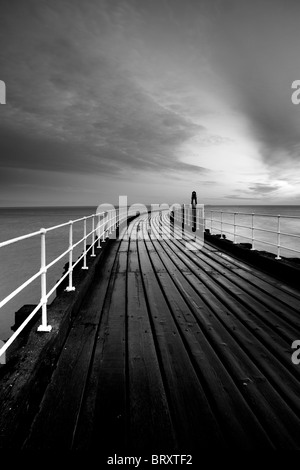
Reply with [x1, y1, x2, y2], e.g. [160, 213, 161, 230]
[4, 211, 300, 451]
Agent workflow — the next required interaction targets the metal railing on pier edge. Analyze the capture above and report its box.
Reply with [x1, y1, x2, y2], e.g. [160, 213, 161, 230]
[0, 209, 123, 363]
[171, 206, 300, 260]
[202, 209, 300, 260]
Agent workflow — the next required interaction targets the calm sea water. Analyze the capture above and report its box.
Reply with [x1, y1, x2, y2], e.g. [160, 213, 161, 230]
[1, 205, 300, 340]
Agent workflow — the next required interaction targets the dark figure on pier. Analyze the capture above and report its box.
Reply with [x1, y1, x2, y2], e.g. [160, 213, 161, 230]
[191, 191, 197, 232]
[191, 191, 197, 207]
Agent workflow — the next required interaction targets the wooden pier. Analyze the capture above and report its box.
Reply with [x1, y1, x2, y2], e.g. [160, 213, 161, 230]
[2, 211, 300, 451]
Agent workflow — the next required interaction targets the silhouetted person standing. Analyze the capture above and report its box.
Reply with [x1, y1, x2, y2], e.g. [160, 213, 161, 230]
[191, 191, 197, 232]
[191, 191, 197, 206]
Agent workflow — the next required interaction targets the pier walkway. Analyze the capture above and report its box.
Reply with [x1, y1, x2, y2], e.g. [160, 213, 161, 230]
[10, 211, 300, 450]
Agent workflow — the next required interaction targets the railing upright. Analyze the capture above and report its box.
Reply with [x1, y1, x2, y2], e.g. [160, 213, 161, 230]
[102, 213, 106, 241]
[91, 216, 96, 257]
[233, 212, 237, 244]
[276, 215, 281, 260]
[97, 213, 101, 248]
[37, 229, 52, 332]
[220, 211, 223, 237]
[66, 221, 75, 291]
[251, 213, 255, 250]
[82, 217, 88, 270]
[109, 211, 112, 235]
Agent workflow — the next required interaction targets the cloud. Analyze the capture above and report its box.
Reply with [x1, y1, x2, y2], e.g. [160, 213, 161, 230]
[1, 0, 300, 205]
[0, 0, 212, 194]
[247, 183, 280, 194]
[224, 195, 260, 201]
[225, 181, 281, 200]
[209, 0, 300, 172]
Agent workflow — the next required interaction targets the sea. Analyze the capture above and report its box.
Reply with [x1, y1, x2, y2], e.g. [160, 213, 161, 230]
[0, 204, 300, 341]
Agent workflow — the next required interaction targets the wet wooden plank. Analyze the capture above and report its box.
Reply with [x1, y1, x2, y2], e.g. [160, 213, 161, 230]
[147, 216, 300, 448]
[146, 247, 274, 448]
[77, 269, 127, 452]
[127, 269, 177, 452]
[138, 241, 226, 450]
[23, 323, 97, 449]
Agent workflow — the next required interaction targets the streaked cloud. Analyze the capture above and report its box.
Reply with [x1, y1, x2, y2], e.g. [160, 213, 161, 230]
[1, 0, 300, 205]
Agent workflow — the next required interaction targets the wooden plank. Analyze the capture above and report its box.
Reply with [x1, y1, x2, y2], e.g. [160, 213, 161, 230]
[204, 242, 300, 300]
[156, 217, 300, 329]
[186, 252, 300, 341]
[74, 268, 127, 452]
[149, 218, 299, 448]
[128, 250, 140, 273]
[173, 248, 300, 361]
[113, 251, 127, 274]
[193, 248, 300, 329]
[23, 322, 98, 449]
[127, 270, 177, 452]
[137, 241, 226, 450]
[201, 246, 300, 311]
[154, 219, 300, 362]
[147, 248, 274, 448]
[147, 233, 300, 448]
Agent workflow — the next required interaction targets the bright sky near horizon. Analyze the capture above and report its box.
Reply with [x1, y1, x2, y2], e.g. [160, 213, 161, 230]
[1, 0, 300, 206]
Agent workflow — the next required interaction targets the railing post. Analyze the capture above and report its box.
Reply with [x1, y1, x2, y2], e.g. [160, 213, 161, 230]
[251, 213, 255, 250]
[37, 229, 52, 332]
[233, 212, 237, 244]
[0, 340, 6, 364]
[97, 213, 101, 248]
[109, 211, 112, 235]
[66, 221, 75, 291]
[275, 215, 281, 260]
[102, 213, 106, 241]
[220, 211, 223, 237]
[91, 215, 96, 257]
[82, 217, 88, 270]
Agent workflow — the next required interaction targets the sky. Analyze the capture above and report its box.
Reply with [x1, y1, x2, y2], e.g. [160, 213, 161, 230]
[1, 0, 300, 206]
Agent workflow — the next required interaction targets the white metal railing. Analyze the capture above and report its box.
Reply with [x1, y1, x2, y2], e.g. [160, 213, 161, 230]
[170, 205, 300, 260]
[204, 209, 300, 260]
[0, 209, 124, 362]
[172, 204, 204, 231]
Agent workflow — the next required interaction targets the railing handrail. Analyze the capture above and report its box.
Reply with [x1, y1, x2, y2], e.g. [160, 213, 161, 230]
[0, 209, 122, 361]
[203, 208, 300, 259]
[206, 209, 300, 220]
[0, 211, 107, 248]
